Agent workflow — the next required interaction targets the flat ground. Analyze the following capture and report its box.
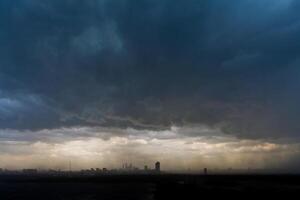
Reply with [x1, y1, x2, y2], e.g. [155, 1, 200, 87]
[0, 174, 299, 199]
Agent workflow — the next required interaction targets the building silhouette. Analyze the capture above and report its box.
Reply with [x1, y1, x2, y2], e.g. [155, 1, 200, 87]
[23, 169, 38, 175]
[155, 161, 160, 172]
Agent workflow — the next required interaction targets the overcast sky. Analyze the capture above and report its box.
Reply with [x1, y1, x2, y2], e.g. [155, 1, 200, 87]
[1, 0, 300, 171]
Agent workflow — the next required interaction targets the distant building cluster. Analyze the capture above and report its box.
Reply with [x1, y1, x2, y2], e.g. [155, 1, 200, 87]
[0, 161, 162, 176]
[118, 161, 160, 173]
[0, 166, 292, 176]
[22, 169, 38, 174]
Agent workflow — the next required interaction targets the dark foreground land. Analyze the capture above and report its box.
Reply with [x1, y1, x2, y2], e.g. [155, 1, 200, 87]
[0, 174, 300, 200]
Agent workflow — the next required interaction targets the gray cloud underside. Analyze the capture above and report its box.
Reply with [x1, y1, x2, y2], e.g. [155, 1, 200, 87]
[1, 0, 300, 139]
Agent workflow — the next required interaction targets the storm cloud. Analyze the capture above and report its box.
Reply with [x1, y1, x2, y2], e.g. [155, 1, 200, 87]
[1, 0, 300, 140]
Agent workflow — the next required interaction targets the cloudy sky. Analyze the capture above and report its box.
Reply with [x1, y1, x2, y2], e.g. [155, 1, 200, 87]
[1, 0, 300, 171]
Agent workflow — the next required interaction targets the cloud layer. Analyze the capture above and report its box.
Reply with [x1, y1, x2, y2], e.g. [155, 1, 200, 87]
[1, 0, 300, 141]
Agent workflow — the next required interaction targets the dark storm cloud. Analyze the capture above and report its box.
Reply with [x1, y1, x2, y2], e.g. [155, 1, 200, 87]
[1, 0, 300, 139]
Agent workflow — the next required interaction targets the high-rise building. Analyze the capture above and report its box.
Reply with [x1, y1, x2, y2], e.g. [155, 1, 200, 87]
[204, 168, 208, 175]
[155, 161, 160, 172]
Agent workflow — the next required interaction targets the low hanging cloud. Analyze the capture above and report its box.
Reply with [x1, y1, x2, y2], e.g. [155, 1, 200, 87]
[0, 133, 300, 171]
[0, 0, 300, 141]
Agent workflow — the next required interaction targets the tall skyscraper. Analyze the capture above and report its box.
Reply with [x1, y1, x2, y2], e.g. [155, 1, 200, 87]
[155, 161, 160, 172]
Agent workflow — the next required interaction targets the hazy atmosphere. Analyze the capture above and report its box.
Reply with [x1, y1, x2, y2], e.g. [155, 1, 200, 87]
[1, 0, 300, 171]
